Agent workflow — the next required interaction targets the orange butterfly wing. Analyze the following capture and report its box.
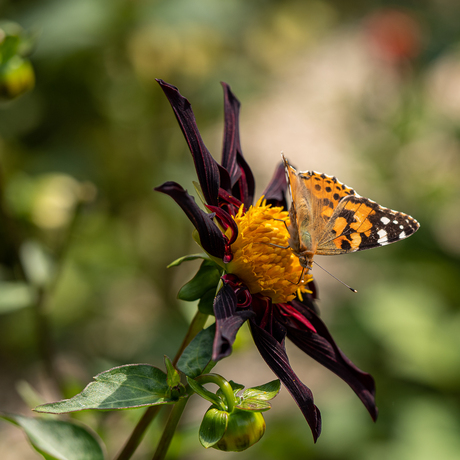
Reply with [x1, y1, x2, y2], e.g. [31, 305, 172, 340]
[283, 155, 419, 264]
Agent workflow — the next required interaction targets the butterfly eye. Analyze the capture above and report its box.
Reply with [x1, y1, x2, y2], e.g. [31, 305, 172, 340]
[299, 257, 312, 270]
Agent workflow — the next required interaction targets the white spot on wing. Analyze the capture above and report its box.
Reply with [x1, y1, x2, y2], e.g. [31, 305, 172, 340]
[377, 229, 388, 244]
[381, 217, 391, 225]
[399, 231, 406, 239]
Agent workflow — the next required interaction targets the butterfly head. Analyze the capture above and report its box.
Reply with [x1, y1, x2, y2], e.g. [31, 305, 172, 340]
[296, 253, 313, 272]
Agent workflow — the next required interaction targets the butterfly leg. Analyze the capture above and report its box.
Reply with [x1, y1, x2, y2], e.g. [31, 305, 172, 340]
[265, 242, 291, 250]
[296, 266, 306, 286]
[271, 217, 290, 233]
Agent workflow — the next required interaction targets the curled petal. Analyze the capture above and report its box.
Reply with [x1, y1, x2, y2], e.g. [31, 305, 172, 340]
[221, 82, 242, 186]
[217, 188, 244, 217]
[212, 281, 254, 361]
[262, 160, 288, 209]
[206, 205, 238, 245]
[156, 79, 229, 205]
[155, 181, 226, 259]
[220, 82, 255, 207]
[277, 303, 317, 333]
[234, 151, 255, 208]
[249, 321, 322, 441]
[287, 300, 378, 421]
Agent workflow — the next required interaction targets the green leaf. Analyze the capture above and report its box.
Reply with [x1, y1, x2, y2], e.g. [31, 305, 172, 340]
[198, 288, 216, 315]
[199, 407, 228, 448]
[177, 324, 216, 378]
[0, 281, 35, 314]
[164, 356, 181, 388]
[178, 260, 221, 301]
[187, 377, 224, 410]
[167, 253, 208, 268]
[241, 380, 281, 401]
[34, 364, 182, 414]
[0, 413, 105, 460]
[235, 399, 272, 412]
[164, 356, 185, 399]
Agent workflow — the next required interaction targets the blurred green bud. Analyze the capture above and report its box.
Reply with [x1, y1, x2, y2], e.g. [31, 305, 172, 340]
[200, 406, 266, 452]
[0, 54, 35, 100]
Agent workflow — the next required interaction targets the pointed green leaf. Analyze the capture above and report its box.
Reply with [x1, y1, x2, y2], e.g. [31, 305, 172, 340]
[167, 253, 208, 268]
[177, 324, 216, 378]
[164, 356, 185, 399]
[235, 399, 272, 412]
[198, 288, 216, 315]
[164, 356, 181, 388]
[178, 260, 221, 301]
[241, 380, 281, 401]
[199, 407, 228, 448]
[0, 281, 35, 314]
[34, 364, 182, 414]
[187, 377, 224, 410]
[0, 413, 105, 460]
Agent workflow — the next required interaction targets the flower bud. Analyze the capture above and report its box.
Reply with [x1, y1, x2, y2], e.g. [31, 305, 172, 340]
[0, 55, 35, 100]
[200, 407, 266, 452]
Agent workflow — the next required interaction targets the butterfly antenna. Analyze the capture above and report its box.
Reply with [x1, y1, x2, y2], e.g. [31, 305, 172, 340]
[313, 261, 357, 293]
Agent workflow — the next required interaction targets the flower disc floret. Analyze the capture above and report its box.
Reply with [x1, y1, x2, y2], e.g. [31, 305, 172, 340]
[226, 197, 311, 304]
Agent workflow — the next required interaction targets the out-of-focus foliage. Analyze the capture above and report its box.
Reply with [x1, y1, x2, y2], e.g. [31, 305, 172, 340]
[0, 20, 35, 100]
[0, 0, 459, 459]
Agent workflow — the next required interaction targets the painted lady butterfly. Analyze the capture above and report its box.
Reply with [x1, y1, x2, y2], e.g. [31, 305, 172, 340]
[282, 154, 420, 273]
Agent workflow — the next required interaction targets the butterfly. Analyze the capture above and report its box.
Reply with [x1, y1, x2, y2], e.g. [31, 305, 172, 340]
[282, 154, 420, 274]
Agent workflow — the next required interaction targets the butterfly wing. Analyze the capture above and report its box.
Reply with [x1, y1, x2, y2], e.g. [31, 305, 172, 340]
[283, 155, 420, 259]
[317, 194, 420, 255]
[284, 155, 357, 253]
[296, 170, 356, 234]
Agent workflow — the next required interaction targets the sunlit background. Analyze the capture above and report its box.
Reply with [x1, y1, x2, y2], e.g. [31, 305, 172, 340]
[1, 0, 459, 459]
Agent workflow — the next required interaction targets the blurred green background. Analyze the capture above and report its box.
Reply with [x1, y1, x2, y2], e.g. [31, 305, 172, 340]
[0, 0, 459, 459]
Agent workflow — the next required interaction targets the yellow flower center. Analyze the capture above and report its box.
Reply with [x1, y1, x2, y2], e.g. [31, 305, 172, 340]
[225, 197, 312, 304]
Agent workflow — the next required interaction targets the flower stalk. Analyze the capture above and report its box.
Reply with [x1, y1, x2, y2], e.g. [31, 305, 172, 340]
[151, 396, 189, 460]
[195, 374, 237, 413]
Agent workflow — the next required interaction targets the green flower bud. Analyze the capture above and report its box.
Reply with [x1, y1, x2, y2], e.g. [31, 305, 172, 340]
[215, 409, 266, 452]
[0, 55, 35, 100]
[200, 407, 266, 452]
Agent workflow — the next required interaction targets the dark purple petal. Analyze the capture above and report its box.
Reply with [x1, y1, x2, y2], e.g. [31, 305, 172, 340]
[262, 160, 288, 209]
[155, 181, 226, 259]
[220, 82, 255, 207]
[233, 151, 255, 208]
[156, 79, 229, 205]
[221, 82, 242, 186]
[206, 205, 238, 245]
[212, 281, 254, 361]
[286, 300, 378, 421]
[249, 321, 322, 441]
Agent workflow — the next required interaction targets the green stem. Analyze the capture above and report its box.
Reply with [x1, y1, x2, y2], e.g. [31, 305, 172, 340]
[114, 310, 209, 460]
[195, 373, 236, 413]
[151, 396, 189, 460]
[113, 405, 162, 460]
[172, 311, 209, 365]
